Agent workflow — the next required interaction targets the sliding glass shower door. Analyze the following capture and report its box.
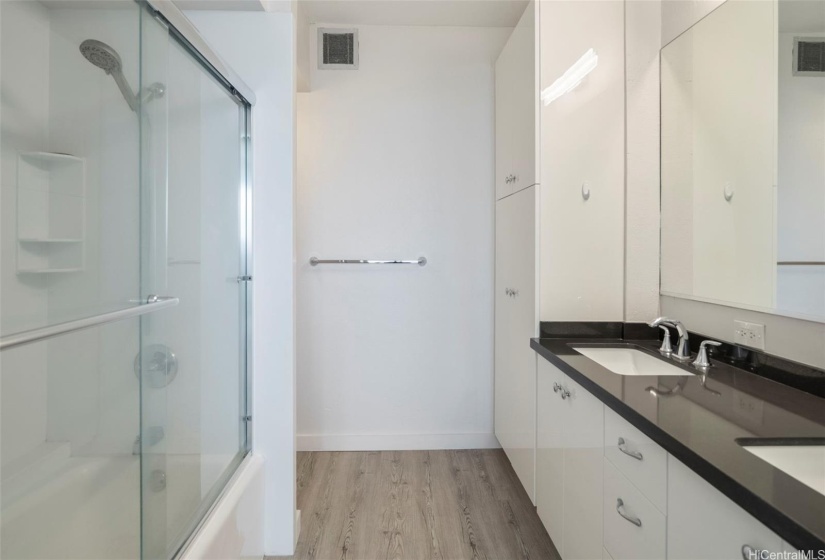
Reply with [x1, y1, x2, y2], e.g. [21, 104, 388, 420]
[0, 2, 251, 558]
[139, 7, 251, 558]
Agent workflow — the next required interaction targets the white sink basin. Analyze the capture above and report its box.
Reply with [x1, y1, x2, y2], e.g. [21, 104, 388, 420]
[740, 443, 825, 497]
[572, 346, 694, 376]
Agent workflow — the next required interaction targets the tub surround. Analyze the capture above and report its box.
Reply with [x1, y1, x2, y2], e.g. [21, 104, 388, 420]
[532, 333, 825, 552]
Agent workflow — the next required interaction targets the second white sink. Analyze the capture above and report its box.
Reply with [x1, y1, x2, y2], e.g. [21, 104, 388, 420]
[739, 443, 825, 497]
[572, 346, 695, 376]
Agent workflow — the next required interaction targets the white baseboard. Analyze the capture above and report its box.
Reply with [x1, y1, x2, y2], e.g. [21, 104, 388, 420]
[297, 432, 500, 451]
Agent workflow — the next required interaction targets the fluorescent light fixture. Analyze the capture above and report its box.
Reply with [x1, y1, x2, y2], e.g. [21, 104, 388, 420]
[541, 48, 598, 106]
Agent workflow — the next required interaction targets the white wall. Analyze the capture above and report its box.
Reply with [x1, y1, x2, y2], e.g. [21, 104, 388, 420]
[184, 10, 298, 555]
[296, 24, 508, 451]
[0, 0, 52, 468]
[661, 294, 825, 368]
[539, 0, 626, 322]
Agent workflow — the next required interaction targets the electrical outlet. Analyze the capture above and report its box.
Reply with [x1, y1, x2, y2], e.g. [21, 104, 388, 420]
[732, 389, 764, 425]
[734, 320, 766, 350]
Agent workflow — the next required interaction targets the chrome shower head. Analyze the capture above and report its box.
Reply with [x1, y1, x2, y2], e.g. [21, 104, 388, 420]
[79, 39, 122, 75]
[79, 39, 138, 111]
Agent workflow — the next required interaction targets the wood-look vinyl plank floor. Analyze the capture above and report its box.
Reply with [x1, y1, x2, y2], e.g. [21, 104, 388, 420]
[270, 449, 560, 560]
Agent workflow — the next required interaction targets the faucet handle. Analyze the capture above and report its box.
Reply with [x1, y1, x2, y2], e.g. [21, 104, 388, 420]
[657, 325, 673, 356]
[692, 340, 722, 369]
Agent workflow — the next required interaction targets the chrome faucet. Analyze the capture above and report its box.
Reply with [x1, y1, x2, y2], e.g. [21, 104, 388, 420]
[649, 317, 691, 362]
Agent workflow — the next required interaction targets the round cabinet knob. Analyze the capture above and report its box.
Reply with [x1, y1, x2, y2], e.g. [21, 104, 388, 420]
[553, 382, 561, 393]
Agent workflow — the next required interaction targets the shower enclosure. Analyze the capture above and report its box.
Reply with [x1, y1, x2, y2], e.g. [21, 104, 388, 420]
[0, 1, 252, 558]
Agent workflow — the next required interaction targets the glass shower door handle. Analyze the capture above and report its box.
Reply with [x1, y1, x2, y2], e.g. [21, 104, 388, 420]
[0, 296, 179, 351]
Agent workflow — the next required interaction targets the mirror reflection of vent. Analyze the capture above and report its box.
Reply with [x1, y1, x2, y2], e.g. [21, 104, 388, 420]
[794, 37, 825, 75]
[318, 28, 358, 70]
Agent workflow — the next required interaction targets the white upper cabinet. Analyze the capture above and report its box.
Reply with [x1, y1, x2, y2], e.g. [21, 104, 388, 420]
[495, 0, 537, 200]
[667, 455, 784, 560]
[495, 185, 538, 502]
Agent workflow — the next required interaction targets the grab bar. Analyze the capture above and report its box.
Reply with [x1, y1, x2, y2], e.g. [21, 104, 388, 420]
[310, 257, 427, 266]
[0, 295, 179, 351]
[777, 261, 825, 266]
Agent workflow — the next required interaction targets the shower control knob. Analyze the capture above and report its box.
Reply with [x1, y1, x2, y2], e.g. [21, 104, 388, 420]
[134, 344, 179, 388]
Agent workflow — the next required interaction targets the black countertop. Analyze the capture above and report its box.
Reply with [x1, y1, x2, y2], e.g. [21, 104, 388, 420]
[531, 337, 825, 552]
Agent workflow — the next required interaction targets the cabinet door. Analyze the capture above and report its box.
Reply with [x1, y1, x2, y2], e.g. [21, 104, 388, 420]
[667, 456, 784, 559]
[495, 34, 517, 200]
[537, 358, 565, 550]
[495, 1, 536, 200]
[511, 0, 536, 191]
[494, 187, 537, 501]
[603, 458, 666, 560]
[603, 406, 667, 513]
[562, 374, 605, 560]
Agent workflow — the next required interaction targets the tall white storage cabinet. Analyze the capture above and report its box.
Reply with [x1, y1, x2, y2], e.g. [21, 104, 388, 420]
[494, 0, 540, 503]
[495, 185, 537, 501]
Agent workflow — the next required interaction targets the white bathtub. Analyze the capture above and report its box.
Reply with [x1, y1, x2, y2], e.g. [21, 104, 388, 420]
[176, 454, 264, 560]
[1, 455, 140, 559]
[1, 453, 264, 560]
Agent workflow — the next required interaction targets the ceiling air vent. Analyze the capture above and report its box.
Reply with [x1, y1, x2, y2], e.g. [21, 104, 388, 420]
[318, 28, 358, 70]
[794, 37, 825, 76]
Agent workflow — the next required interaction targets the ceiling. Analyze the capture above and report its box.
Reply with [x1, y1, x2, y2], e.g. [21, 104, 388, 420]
[175, 0, 528, 26]
[174, 0, 268, 10]
[299, 0, 528, 28]
[779, 0, 825, 33]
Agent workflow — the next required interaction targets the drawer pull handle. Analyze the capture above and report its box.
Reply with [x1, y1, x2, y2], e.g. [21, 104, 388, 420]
[618, 437, 643, 461]
[741, 545, 761, 559]
[616, 498, 642, 527]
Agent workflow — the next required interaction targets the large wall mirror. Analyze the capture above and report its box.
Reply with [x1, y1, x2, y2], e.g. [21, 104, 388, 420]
[661, 0, 825, 322]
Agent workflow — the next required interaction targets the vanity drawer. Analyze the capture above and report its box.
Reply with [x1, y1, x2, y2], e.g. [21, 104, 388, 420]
[603, 457, 666, 560]
[604, 406, 667, 512]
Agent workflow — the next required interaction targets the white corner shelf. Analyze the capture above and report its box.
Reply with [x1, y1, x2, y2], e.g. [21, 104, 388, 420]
[17, 152, 86, 276]
[18, 238, 84, 243]
[17, 268, 84, 275]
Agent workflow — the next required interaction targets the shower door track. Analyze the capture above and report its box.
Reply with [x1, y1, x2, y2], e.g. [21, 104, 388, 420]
[0, 296, 179, 351]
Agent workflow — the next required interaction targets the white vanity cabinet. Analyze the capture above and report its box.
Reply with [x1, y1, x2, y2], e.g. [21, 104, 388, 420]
[603, 406, 667, 513]
[667, 456, 785, 560]
[602, 407, 667, 560]
[494, 0, 537, 200]
[535, 353, 795, 560]
[536, 358, 604, 559]
[603, 457, 667, 560]
[536, 358, 565, 547]
[495, 185, 537, 501]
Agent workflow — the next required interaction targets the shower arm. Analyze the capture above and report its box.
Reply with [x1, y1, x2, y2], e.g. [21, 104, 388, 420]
[111, 70, 139, 112]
